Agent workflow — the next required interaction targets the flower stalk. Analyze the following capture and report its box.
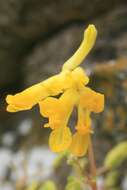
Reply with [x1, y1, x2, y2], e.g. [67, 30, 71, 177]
[88, 135, 97, 190]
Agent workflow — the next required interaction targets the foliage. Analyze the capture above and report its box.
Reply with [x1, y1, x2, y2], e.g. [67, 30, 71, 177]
[105, 171, 120, 190]
[39, 181, 57, 190]
[26, 182, 39, 190]
[65, 176, 85, 190]
[53, 151, 69, 168]
[104, 141, 127, 169]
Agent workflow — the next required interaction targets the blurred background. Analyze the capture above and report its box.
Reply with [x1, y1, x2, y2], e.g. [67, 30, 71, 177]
[0, 0, 127, 189]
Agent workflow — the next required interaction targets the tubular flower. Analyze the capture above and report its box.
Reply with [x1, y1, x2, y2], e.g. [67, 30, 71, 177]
[39, 89, 79, 152]
[69, 106, 92, 157]
[6, 24, 104, 156]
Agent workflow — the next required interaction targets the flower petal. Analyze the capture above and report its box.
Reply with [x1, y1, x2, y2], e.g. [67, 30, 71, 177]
[6, 84, 49, 112]
[49, 126, 72, 152]
[39, 89, 79, 129]
[76, 105, 91, 134]
[80, 87, 104, 113]
[6, 71, 74, 112]
[71, 67, 89, 86]
[69, 132, 89, 157]
[39, 97, 59, 117]
[62, 24, 97, 71]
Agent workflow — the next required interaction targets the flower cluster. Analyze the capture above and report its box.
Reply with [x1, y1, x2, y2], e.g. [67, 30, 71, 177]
[6, 25, 104, 157]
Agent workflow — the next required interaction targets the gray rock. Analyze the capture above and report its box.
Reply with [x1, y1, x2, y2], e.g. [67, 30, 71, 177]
[0, 0, 127, 89]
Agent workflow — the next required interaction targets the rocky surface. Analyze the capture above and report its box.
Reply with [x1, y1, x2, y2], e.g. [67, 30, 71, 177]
[0, 0, 127, 90]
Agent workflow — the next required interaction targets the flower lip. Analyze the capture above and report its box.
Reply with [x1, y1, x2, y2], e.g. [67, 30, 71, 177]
[80, 87, 104, 113]
[39, 89, 79, 130]
[49, 126, 72, 152]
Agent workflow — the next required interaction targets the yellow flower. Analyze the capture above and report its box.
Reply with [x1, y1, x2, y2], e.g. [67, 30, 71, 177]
[39, 89, 79, 152]
[6, 24, 104, 156]
[39, 89, 79, 129]
[68, 86, 104, 157]
[6, 67, 88, 112]
[69, 106, 92, 157]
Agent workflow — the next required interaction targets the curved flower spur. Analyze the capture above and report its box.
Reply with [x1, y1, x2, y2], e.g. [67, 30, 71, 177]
[6, 25, 104, 157]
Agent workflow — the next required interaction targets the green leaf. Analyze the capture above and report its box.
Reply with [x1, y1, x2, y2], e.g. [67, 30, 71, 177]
[105, 171, 119, 188]
[104, 141, 127, 169]
[26, 182, 39, 190]
[39, 181, 57, 190]
[53, 151, 68, 168]
[65, 176, 84, 190]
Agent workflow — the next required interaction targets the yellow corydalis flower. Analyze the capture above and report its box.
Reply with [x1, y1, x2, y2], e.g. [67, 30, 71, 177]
[69, 106, 92, 157]
[6, 24, 104, 157]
